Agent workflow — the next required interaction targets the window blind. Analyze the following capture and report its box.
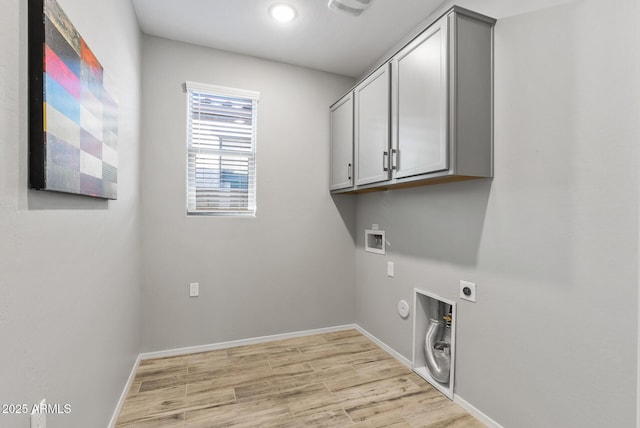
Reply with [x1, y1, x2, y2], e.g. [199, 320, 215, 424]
[185, 82, 259, 216]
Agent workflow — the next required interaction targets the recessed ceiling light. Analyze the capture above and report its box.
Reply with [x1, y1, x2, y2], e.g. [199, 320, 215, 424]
[269, 4, 296, 22]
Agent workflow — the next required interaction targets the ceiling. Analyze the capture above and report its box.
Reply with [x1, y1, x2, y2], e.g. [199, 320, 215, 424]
[130, 0, 445, 78]
[130, 0, 577, 78]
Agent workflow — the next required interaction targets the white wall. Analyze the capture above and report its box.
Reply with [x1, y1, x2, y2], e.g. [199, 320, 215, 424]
[139, 35, 356, 352]
[0, 0, 142, 427]
[354, 0, 640, 427]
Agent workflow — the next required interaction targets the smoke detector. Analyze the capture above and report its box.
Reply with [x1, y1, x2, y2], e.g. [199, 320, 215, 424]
[328, 0, 373, 16]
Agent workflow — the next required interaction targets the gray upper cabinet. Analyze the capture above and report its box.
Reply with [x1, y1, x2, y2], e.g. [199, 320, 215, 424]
[330, 6, 495, 193]
[391, 16, 448, 179]
[354, 64, 390, 186]
[329, 93, 353, 191]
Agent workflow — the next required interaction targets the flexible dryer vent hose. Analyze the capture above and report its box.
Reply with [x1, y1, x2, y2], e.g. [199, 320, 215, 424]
[424, 319, 451, 384]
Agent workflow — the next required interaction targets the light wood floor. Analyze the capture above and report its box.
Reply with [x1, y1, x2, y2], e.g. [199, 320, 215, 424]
[115, 329, 484, 427]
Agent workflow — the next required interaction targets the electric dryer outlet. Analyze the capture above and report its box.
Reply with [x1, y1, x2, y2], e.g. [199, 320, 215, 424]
[459, 281, 476, 302]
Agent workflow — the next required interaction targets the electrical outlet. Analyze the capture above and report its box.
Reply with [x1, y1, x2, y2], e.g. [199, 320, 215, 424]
[31, 399, 46, 428]
[460, 280, 476, 302]
[189, 282, 199, 297]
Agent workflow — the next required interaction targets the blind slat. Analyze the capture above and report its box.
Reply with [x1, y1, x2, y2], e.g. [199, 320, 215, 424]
[186, 84, 258, 215]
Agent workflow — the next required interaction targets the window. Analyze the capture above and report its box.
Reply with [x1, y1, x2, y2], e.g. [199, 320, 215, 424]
[185, 81, 259, 216]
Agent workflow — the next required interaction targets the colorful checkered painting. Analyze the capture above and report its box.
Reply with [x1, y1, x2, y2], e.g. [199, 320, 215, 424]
[29, 0, 118, 199]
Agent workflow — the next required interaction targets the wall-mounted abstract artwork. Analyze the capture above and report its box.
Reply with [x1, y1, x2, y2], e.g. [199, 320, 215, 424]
[28, 0, 118, 199]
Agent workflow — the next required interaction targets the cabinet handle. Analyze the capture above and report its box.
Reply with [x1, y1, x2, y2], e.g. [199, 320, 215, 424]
[348, 163, 352, 180]
[383, 151, 389, 172]
[391, 149, 398, 170]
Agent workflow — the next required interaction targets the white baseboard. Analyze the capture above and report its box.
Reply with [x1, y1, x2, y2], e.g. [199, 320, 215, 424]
[108, 353, 141, 428]
[108, 325, 357, 426]
[110, 323, 502, 428]
[454, 393, 504, 428]
[353, 326, 502, 428]
[139, 324, 357, 360]
[353, 324, 412, 368]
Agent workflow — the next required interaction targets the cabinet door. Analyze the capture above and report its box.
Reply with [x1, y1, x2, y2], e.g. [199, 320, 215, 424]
[355, 64, 390, 186]
[330, 93, 354, 190]
[391, 16, 448, 179]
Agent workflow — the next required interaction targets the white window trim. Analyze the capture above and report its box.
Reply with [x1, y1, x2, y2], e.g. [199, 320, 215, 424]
[184, 81, 260, 217]
[184, 81, 260, 102]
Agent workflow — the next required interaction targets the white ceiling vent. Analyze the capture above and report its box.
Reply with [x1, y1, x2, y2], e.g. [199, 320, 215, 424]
[327, 0, 373, 16]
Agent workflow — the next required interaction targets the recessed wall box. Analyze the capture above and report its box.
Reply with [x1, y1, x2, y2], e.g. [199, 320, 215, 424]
[365, 229, 385, 254]
[413, 289, 456, 400]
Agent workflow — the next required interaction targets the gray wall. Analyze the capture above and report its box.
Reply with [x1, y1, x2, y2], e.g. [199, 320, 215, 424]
[2, 0, 638, 427]
[355, 0, 640, 427]
[140, 35, 356, 352]
[0, 0, 142, 427]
